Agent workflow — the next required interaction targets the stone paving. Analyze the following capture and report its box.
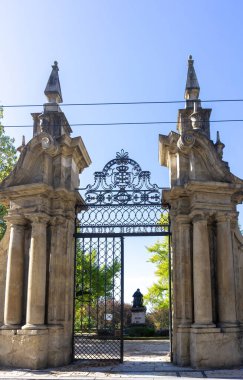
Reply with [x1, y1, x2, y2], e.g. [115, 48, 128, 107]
[0, 340, 243, 379]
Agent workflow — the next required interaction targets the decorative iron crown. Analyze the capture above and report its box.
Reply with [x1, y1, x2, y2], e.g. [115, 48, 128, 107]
[82, 150, 161, 205]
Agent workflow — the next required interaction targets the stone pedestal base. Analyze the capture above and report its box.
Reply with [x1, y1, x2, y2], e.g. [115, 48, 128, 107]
[176, 326, 191, 366]
[131, 306, 146, 325]
[190, 328, 243, 369]
[0, 326, 71, 369]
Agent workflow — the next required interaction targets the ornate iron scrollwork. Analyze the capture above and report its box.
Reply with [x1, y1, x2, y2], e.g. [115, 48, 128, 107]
[82, 150, 161, 205]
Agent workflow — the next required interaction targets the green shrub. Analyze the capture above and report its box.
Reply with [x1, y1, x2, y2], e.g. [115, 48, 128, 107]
[127, 326, 155, 337]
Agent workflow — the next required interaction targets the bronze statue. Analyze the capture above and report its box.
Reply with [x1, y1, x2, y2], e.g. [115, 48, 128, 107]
[132, 288, 143, 307]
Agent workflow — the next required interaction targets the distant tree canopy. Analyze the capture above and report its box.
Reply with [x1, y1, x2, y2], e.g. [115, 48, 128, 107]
[75, 243, 121, 332]
[144, 237, 170, 311]
[0, 108, 17, 239]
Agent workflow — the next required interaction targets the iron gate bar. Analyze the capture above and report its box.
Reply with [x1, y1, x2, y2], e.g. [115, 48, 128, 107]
[120, 236, 124, 363]
[74, 236, 123, 361]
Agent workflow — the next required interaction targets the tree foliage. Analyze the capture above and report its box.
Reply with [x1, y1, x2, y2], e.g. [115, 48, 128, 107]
[75, 243, 121, 332]
[144, 237, 170, 311]
[0, 109, 17, 239]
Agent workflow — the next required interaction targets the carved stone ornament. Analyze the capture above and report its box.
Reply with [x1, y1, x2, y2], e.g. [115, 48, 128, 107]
[41, 136, 51, 149]
[39, 113, 50, 133]
[177, 132, 195, 154]
[37, 132, 58, 156]
[190, 112, 202, 130]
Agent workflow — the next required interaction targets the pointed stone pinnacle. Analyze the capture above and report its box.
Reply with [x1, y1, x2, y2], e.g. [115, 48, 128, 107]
[44, 61, 63, 103]
[185, 55, 200, 102]
[215, 131, 225, 159]
[17, 135, 26, 153]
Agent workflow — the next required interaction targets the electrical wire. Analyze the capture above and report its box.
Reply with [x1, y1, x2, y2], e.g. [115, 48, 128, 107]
[1, 98, 243, 108]
[2, 119, 243, 128]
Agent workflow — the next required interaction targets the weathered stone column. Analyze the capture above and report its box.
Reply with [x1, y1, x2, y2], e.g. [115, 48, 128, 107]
[22, 214, 49, 329]
[216, 213, 237, 327]
[3, 216, 26, 328]
[192, 214, 215, 327]
[48, 216, 67, 323]
[177, 215, 192, 326]
[175, 214, 192, 366]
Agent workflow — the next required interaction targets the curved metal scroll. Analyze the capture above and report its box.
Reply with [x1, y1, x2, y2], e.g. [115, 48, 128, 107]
[77, 150, 169, 235]
[82, 149, 161, 205]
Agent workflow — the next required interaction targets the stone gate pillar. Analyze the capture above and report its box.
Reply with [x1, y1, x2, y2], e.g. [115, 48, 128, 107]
[216, 213, 238, 326]
[0, 62, 91, 369]
[23, 214, 49, 329]
[159, 56, 243, 368]
[192, 213, 215, 327]
[3, 216, 26, 329]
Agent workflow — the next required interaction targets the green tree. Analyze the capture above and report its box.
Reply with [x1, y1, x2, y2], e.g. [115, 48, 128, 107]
[75, 243, 121, 332]
[0, 108, 17, 239]
[144, 237, 170, 311]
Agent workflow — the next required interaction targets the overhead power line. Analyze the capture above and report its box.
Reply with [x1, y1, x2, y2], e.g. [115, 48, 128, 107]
[3, 119, 243, 128]
[2, 98, 243, 108]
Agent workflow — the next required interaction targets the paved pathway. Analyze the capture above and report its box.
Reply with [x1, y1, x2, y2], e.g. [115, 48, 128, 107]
[0, 340, 243, 379]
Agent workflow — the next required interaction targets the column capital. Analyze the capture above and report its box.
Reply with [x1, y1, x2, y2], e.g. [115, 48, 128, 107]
[216, 212, 238, 227]
[191, 212, 208, 224]
[66, 211, 76, 221]
[50, 215, 67, 226]
[215, 212, 231, 223]
[230, 212, 239, 230]
[26, 213, 49, 225]
[175, 214, 191, 224]
[5, 214, 27, 226]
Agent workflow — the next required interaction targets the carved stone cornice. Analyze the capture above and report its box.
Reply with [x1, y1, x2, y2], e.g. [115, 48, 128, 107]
[0, 183, 53, 200]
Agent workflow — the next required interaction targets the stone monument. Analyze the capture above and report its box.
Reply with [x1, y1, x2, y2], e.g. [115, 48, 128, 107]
[131, 288, 146, 325]
[0, 57, 243, 370]
[159, 55, 243, 368]
[0, 62, 91, 369]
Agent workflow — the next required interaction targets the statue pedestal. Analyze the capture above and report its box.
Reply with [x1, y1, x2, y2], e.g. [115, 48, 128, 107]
[131, 306, 146, 325]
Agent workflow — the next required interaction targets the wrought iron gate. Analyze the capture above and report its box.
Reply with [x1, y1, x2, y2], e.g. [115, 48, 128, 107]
[73, 150, 171, 362]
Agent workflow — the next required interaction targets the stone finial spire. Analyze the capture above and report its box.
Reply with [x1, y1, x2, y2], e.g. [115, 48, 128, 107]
[32, 61, 71, 138]
[215, 131, 225, 159]
[184, 55, 200, 102]
[44, 61, 63, 103]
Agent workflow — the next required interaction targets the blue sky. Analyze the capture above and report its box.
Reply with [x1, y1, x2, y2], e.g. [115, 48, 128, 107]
[1, 0, 243, 303]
